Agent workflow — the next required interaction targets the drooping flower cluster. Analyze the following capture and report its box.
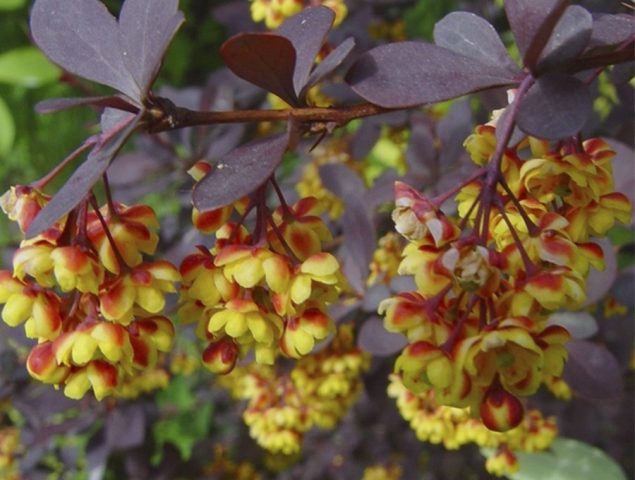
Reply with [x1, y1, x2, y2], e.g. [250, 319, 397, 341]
[218, 325, 369, 454]
[180, 168, 343, 373]
[388, 374, 557, 477]
[0, 187, 179, 400]
[379, 125, 631, 432]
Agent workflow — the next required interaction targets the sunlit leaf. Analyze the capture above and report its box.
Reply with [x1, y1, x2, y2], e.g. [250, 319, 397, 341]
[0, 46, 60, 87]
[506, 438, 627, 480]
[0, 0, 25, 10]
[0, 96, 15, 157]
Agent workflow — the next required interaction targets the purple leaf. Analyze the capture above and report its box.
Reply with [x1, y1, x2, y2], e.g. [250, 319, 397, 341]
[107, 152, 162, 186]
[192, 132, 290, 211]
[563, 339, 624, 400]
[105, 405, 146, 450]
[302, 37, 356, 98]
[517, 74, 591, 140]
[277, 6, 335, 96]
[26, 113, 142, 237]
[437, 99, 473, 166]
[537, 5, 592, 71]
[505, 0, 570, 70]
[346, 42, 518, 108]
[30, 0, 141, 101]
[351, 119, 382, 159]
[406, 118, 435, 180]
[119, 0, 184, 93]
[220, 33, 299, 106]
[319, 163, 366, 200]
[586, 14, 635, 53]
[547, 311, 598, 339]
[358, 316, 407, 356]
[583, 238, 618, 307]
[35, 96, 138, 114]
[340, 195, 375, 290]
[433, 12, 519, 74]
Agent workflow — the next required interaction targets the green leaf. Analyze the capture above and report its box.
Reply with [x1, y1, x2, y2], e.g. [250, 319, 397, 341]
[156, 375, 195, 410]
[501, 438, 627, 480]
[0, 0, 25, 11]
[0, 47, 60, 87]
[0, 96, 15, 156]
[153, 404, 212, 461]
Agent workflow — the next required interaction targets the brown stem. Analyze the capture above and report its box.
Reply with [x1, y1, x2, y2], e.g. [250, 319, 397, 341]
[152, 103, 390, 133]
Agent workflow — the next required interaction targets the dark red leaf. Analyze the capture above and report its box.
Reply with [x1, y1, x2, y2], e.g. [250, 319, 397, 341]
[30, 0, 141, 102]
[220, 33, 299, 106]
[505, 0, 570, 70]
[563, 339, 624, 400]
[302, 37, 356, 98]
[119, 0, 184, 93]
[27, 113, 142, 237]
[277, 6, 335, 97]
[358, 316, 407, 356]
[35, 96, 138, 115]
[192, 132, 290, 211]
[517, 74, 591, 140]
[346, 42, 518, 108]
[586, 14, 635, 53]
[433, 12, 519, 74]
[536, 5, 592, 72]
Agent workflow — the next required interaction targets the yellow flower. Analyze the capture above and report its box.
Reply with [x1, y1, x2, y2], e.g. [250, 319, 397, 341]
[50, 246, 104, 293]
[100, 261, 180, 324]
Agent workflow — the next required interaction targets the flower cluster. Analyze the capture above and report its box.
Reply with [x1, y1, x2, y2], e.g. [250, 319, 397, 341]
[218, 325, 369, 454]
[388, 374, 557, 477]
[250, 0, 347, 29]
[0, 425, 21, 480]
[179, 180, 343, 373]
[367, 231, 405, 286]
[202, 445, 262, 480]
[362, 464, 403, 480]
[379, 125, 631, 431]
[0, 187, 179, 400]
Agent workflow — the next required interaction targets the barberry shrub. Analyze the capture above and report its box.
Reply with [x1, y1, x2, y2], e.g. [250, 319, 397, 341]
[0, 0, 632, 478]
